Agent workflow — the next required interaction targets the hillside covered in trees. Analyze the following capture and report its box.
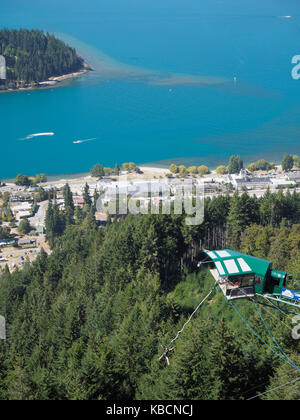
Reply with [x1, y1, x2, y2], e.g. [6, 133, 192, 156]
[0, 186, 300, 400]
[0, 29, 85, 90]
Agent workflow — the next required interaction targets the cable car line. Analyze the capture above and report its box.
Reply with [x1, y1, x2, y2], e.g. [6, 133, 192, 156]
[246, 377, 300, 401]
[256, 295, 299, 316]
[226, 283, 300, 371]
[254, 298, 293, 331]
[251, 299, 300, 371]
[242, 370, 298, 397]
[256, 303, 292, 332]
[228, 299, 300, 371]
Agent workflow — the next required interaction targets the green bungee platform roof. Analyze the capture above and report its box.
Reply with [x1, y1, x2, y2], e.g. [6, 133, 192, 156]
[203, 249, 271, 279]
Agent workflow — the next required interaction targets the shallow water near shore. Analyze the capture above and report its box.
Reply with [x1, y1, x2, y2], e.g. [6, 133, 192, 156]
[1, 0, 300, 178]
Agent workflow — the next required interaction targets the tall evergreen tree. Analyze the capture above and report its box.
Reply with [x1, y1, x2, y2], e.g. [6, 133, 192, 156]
[83, 183, 92, 209]
[62, 183, 74, 225]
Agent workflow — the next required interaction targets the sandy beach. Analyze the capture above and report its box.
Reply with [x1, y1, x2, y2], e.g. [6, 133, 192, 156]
[43, 166, 169, 187]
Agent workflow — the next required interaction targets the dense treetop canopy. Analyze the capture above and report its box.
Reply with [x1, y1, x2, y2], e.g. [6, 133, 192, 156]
[0, 29, 84, 89]
[0, 186, 300, 399]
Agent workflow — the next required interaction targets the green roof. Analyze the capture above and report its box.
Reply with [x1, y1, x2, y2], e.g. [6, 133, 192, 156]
[204, 249, 271, 278]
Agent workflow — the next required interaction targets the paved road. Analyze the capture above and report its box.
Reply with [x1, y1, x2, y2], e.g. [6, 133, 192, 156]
[29, 200, 48, 227]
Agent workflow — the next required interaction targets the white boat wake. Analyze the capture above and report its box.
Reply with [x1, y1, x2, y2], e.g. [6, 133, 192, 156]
[20, 132, 55, 140]
[73, 137, 97, 144]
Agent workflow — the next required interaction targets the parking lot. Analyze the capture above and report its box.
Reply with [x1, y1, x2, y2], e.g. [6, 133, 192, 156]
[0, 243, 40, 271]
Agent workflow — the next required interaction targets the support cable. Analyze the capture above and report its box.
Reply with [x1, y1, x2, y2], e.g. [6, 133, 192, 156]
[229, 300, 300, 372]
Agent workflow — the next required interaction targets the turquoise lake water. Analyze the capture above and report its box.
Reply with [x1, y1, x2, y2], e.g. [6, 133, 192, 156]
[1, 0, 300, 178]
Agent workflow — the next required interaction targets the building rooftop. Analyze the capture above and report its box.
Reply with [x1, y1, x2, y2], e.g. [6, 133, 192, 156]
[18, 238, 34, 245]
[235, 177, 270, 184]
[204, 249, 271, 278]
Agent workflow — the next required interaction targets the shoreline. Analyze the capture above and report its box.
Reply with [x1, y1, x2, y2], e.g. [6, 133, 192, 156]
[0, 60, 92, 94]
[0, 158, 285, 183]
[1, 162, 285, 186]
[1, 166, 170, 184]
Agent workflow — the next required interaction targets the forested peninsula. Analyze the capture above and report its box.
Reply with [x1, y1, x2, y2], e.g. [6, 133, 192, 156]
[0, 29, 90, 91]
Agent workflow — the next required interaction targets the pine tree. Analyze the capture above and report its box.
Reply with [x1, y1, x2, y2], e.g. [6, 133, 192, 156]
[208, 320, 248, 400]
[93, 189, 100, 215]
[63, 183, 74, 225]
[6, 358, 33, 400]
[83, 183, 92, 209]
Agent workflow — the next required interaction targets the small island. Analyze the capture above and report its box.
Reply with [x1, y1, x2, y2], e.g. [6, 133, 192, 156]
[0, 29, 91, 92]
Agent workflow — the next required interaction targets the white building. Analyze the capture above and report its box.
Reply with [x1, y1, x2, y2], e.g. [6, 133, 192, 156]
[18, 210, 31, 219]
[270, 178, 296, 188]
[287, 171, 300, 182]
[12, 202, 32, 216]
[228, 170, 271, 190]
